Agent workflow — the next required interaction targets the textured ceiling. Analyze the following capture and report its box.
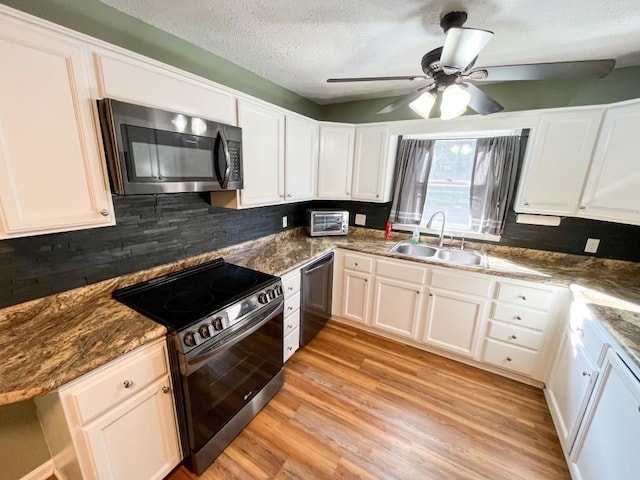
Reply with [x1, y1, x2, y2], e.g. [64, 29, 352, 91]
[99, 0, 640, 105]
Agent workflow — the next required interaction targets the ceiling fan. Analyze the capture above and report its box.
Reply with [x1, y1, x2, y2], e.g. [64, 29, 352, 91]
[327, 11, 616, 119]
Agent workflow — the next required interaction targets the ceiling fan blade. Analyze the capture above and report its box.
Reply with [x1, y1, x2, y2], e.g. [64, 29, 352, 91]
[441, 27, 493, 75]
[327, 75, 430, 83]
[467, 59, 616, 82]
[464, 83, 504, 115]
[376, 91, 424, 114]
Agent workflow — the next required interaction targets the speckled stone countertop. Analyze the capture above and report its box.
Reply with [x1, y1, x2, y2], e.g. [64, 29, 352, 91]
[1, 227, 639, 405]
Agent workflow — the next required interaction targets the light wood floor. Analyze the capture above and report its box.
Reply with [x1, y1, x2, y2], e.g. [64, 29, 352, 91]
[167, 321, 569, 480]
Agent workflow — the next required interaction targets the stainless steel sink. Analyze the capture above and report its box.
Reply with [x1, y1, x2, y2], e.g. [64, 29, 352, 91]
[435, 248, 485, 266]
[390, 241, 486, 268]
[389, 243, 438, 258]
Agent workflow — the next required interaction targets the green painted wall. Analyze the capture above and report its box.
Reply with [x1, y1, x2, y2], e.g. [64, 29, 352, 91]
[0, 0, 323, 119]
[322, 66, 640, 123]
[0, 400, 50, 480]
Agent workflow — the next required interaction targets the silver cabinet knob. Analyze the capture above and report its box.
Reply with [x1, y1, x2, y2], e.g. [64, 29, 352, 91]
[514, 316, 522, 320]
[287, 346, 293, 351]
[582, 371, 592, 377]
[510, 335, 518, 340]
[100, 209, 109, 217]
[287, 194, 292, 198]
[524, 202, 530, 206]
[376, 194, 379, 198]
[579, 205, 586, 210]
[123, 380, 134, 389]
[287, 286, 294, 291]
[287, 306, 294, 311]
[162, 385, 171, 394]
[506, 356, 513, 362]
[518, 295, 527, 301]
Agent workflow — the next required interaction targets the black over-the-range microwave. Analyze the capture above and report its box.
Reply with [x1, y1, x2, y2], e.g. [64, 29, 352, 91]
[97, 99, 243, 195]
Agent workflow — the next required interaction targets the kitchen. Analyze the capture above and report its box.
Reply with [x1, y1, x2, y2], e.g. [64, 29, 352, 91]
[1, 1, 640, 480]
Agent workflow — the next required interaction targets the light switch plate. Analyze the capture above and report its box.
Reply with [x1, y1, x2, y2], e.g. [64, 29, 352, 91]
[585, 238, 600, 253]
[282, 216, 287, 228]
[355, 213, 366, 226]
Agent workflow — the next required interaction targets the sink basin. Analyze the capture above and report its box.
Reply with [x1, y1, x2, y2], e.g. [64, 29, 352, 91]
[389, 241, 486, 267]
[435, 248, 485, 266]
[389, 243, 437, 258]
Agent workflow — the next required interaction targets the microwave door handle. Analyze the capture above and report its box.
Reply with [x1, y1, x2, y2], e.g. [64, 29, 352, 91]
[217, 131, 231, 189]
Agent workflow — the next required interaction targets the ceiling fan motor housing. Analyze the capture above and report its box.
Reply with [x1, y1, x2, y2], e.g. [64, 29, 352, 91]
[440, 11, 468, 32]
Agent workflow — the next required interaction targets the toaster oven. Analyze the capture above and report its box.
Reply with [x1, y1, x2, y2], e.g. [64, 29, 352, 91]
[306, 210, 349, 236]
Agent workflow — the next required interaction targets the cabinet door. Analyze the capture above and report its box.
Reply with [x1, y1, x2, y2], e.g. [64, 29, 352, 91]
[237, 99, 285, 207]
[371, 277, 423, 340]
[83, 377, 181, 480]
[545, 328, 598, 452]
[423, 289, 486, 357]
[570, 351, 640, 480]
[317, 126, 355, 199]
[0, 20, 114, 238]
[94, 51, 236, 125]
[515, 109, 603, 215]
[285, 115, 317, 202]
[579, 101, 640, 224]
[351, 125, 390, 202]
[342, 270, 371, 325]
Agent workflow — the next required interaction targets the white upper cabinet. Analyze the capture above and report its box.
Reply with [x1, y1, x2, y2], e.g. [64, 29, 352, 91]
[515, 108, 603, 215]
[285, 115, 317, 202]
[236, 99, 285, 207]
[317, 125, 355, 199]
[351, 125, 393, 202]
[0, 14, 114, 239]
[579, 100, 640, 225]
[93, 49, 237, 125]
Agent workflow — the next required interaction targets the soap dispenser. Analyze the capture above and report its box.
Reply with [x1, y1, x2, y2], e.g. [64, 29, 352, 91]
[411, 227, 420, 244]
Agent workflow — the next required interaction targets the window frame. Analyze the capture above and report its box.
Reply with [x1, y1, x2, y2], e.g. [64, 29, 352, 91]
[390, 129, 522, 244]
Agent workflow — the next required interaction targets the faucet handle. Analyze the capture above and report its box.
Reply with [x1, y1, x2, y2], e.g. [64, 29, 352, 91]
[460, 233, 466, 251]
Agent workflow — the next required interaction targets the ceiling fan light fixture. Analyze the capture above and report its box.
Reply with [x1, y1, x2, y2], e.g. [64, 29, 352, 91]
[440, 84, 471, 120]
[409, 91, 436, 119]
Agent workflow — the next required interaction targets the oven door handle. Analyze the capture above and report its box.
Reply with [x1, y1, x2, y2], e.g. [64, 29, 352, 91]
[184, 299, 283, 374]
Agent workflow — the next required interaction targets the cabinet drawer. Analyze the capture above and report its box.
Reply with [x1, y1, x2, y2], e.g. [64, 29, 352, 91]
[570, 313, 609, 366]
[282, 271, 301, 297]
[431, 269, 492, 297]
[68, 342, 169, 424]
[344, 253, 373, 273]
[285, 291, 301, 316]
[284, 327, 300, 362]
[376, 259, 427, 284]
[495, 282, 554, 310]
[483, 339, 538, 376]
[284, 309, 300, 336]
[492, 302, 549, 330]
[487, 321, 544, 350]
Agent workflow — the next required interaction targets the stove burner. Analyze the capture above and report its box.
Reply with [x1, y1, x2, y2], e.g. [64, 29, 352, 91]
[165, 290, 215, 313]
[209, 273, 258, 293]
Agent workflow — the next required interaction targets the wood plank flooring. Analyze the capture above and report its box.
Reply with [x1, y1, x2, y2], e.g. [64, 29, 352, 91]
[167, 321, 569, 480]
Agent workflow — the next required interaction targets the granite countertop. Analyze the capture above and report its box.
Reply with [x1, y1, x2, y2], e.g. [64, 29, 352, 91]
[1, 227, 639, 405]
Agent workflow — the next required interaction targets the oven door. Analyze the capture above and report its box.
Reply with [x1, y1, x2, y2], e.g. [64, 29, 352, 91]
[180, 299, 283, 454]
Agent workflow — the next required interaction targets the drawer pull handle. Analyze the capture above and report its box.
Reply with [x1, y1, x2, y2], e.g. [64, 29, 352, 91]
[288, 287, 294, 291]
[287, 324, 293, 329]
[288, 306, 294, 311]
[518, 295, 527, 301]
[100, 209, 109, 217]
[123, 380, 135, 389]
[582, 371, 592, 377]
[510, 335, 518, 340]
[514, 315, 522, 320]
[162, 385, 171, 394]
[287, 346, 293, 351]
[506, 356, 513, 362]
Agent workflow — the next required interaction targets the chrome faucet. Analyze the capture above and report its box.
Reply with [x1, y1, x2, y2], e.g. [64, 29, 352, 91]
[426, 211, 447, 248]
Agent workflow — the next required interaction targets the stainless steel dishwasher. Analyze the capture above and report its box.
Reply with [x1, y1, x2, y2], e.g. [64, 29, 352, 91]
[300, 252, 334, 346]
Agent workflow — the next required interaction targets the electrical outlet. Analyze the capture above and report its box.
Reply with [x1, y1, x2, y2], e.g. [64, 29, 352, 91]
[282, 216, 287, 228]
[584, 238, 600, 254]
[355, 213, 366, 226]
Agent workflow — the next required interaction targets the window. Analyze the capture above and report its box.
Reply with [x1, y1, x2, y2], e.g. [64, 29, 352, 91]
[389, 132, 522, 241]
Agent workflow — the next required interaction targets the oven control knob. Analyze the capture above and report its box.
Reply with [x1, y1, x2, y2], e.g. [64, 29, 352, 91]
[212, 317, 224, 331]
[183, 331, 198, 347]
[258, 292, 269, 304]
[198, 324, 212, 338]
[267, 289, 276, 300]
[275, 285, 283, 296]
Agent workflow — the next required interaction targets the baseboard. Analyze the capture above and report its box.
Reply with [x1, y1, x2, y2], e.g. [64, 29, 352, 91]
[19, 460, 54, 480]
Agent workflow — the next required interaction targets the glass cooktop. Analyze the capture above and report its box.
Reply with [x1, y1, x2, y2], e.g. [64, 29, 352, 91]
[112, 258, 278, 331]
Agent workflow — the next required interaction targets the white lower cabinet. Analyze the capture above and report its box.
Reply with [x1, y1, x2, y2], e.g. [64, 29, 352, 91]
[282, 269, 301, 362]
[371, 277, 423, 340]
[34, 339, 181, 480]
[423, 288, 486, 358]
[570, 350, 640, 480]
